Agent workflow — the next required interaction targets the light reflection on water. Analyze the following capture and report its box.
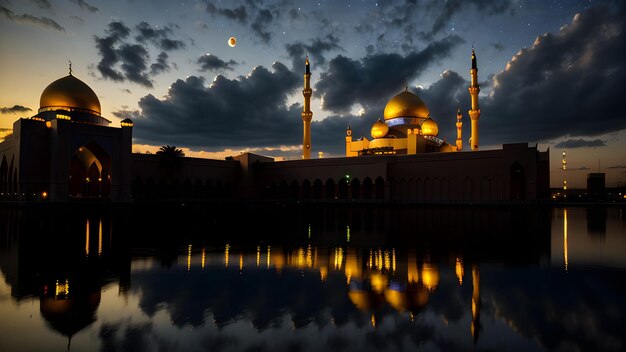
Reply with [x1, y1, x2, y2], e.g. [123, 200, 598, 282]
[0, 205, 624, 352]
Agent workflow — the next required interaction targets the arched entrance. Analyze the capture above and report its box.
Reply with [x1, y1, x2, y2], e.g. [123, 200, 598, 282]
[69, 141, 112, 198]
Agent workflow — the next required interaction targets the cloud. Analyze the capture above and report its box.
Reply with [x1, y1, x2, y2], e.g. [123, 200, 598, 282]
[479, 4, 626, 144]
[94, 21, 183, 87]
[205, 3, 248, 24]
[315, 35, 464, 114]
[150, 52, 171, 75]
[566, 166, 591, 170]
[251, 8, 273, 44]
[135, 21, 185, 51]
[285, 34, 343, 70]
[204, 1, 281, 44]
[0, 6, 65, 32]
[68, 0, 98, 13]
[69, 15, 84, 25]
[426, 0, 514, 37]
[0, 105, 32, 114]
[197, 54, 238, 72]
[607, 165, 626, 169]
[554, 139, 607, 148]
[29, 0, 51, 10]
[132, 62, 301, 149]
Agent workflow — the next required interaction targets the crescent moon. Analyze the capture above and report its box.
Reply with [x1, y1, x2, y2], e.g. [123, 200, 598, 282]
[228, 37, 237, 47]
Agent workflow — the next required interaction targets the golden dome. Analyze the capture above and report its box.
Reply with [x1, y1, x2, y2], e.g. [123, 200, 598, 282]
[383, 90, 430, 121]
[421, 118, 439, 136]
[39, 75, 101, 115]
[370, 118, 389, 139]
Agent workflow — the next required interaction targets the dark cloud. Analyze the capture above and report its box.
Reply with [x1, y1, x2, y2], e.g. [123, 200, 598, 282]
[205, 3, 248, 24]
[607, 165, 626, 169]
[566, 166, 591, 170]
[315, 35, 464, 114]
[0, 6, 65, 32]
[29, 0, 51, 10]
[554, 139, 607, 148]
[68, 0, 98, 13]
[285, 34, 342, 71]
[94, 21, 131, 82]
[94, 21, 183, 87]
[0, 105, 32, 114]
[251, 9, 273, 43]
[479, 4, 626, 143]
[135, 21, 185, 51]
[118, 43, 152, 87]
[132, 62, 301, 149]
[150, 52, 171, 75]
[427, 0, 514, 37]
[204, 1, 281, 44]
[197, 54, 238, 72]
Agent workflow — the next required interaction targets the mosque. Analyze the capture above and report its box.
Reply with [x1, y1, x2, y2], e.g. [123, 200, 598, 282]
[0, 49, 550, 203]
[344, 50, 481, 156]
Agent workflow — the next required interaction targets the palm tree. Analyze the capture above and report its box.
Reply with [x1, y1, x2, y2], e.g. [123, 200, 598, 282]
[157, 145, 185, 172]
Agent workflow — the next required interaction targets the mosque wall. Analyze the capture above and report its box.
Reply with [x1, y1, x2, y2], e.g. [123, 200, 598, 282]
[130, 153, 240, 201]
[252, 143, 549, 203]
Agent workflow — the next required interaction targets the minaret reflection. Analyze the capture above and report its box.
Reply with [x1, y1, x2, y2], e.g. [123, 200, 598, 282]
[98, 218, 103, 256]
[187, 244, 192, 271]
[85, 219, 90, 256]
[564, 209, 569, 272]
[471, 264, 481, 348]
[455, 257, 464, 285]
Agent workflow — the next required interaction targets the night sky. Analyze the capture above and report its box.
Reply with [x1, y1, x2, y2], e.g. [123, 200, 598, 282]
[0, 0, 624, 187]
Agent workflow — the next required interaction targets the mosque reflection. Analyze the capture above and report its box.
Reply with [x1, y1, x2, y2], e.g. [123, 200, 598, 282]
[0, 205, 624, 351]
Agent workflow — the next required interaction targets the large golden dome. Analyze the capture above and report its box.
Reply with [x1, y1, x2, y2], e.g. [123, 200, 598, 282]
[383, 90, 429, 121]
[39, 75, 101, 115]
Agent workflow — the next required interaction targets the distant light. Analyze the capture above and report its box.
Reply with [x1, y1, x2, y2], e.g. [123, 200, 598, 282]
[42, 191, 48, 199]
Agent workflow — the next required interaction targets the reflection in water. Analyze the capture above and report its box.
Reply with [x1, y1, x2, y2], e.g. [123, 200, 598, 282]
[0, 205, 624, 351]
[563, 209, 567, 272]
[471, 264, 481, 347]
[456, 257, 464, 285]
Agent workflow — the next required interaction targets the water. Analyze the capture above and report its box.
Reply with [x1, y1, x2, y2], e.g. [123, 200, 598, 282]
[0, 205, 624, 352]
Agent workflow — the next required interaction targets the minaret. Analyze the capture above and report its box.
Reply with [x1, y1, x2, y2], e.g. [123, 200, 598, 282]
[455, 107, 463, 151]
[468, 48, 481, 151]
[302, 55, 313, 159]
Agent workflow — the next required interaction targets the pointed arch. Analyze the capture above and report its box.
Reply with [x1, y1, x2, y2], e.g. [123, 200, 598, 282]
[375, 177, 385, 200]
[302, 179, 312, 199]
[325, 178, 336, 199]
[338, 177, 349, 199]
[350, 178, 361, 200]
[363, 177, 373, 199]
[313, 179, 323, 199]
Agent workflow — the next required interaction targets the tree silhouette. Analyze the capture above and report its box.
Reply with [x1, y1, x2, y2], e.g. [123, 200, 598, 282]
[157, 145, 185, 172]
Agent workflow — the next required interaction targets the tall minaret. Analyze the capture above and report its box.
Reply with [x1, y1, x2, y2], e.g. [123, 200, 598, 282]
[302, 55, 313, 159]
[468, 48, 481, 151]
[455, 107, 463, 151]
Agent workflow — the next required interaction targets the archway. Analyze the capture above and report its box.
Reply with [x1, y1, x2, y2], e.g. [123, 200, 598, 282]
[69, 141, 111, 198]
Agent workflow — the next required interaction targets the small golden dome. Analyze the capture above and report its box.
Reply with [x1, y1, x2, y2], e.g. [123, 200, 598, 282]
[370, 118, 389, 139]
[39, 75, 101, 115]
[421, 118, 439, 136]
[383, 90, 430, 121]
